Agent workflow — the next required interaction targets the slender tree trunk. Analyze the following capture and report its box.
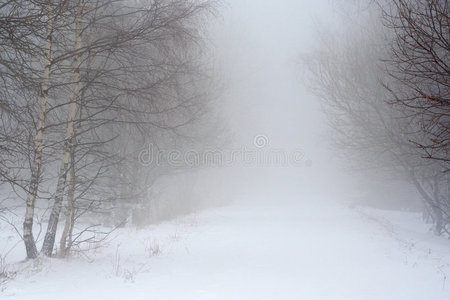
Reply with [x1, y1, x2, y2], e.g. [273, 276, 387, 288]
[410, 170, 444, 236]
[422, 202, 432, 223]
[23, 4, 54, 259]
[41, 0, 83, 257]
[432, 175, 442, 235]
[59, 29, 92, 257]
[410, 170, 435, 208]
[59, 143, 76, 257]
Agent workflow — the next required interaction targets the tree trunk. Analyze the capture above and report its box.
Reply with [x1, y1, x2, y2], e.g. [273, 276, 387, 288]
[433, 207, 443, 235]
[432, 174, 443, 235]
[59, 143, 76, 257]
[59, 27, 92, 257]
[23, 4, 54, 259]
[41, 0, 83, 257]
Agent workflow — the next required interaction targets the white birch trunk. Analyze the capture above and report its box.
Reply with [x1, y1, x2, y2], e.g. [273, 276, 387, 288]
[41, 0, 83, 256]
[59, 145, 75, 257]
[23, 4, 54, 259]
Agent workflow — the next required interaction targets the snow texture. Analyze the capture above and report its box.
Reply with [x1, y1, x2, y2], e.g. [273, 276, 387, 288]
[1, 198, 449, 299]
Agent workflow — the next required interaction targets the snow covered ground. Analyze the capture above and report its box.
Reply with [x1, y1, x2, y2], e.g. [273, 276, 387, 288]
[1, 198, 449, 299]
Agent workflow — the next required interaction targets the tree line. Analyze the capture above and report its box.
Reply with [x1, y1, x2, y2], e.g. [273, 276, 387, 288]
[304, 0, 449, 235]
[0, 0, 219, 259]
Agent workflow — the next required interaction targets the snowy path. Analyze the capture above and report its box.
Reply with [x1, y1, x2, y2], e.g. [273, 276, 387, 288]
[2, 200, 449, 299]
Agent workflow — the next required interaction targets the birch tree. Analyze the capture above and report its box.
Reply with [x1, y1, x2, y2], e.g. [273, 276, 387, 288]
[41, 0, 84, 257]
[39, 0, 217, 256]
[0, 0, 64, 259]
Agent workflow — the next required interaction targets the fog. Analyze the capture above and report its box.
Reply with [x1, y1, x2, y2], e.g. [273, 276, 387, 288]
[197, 0, 351, 203]
[214, 0, 329, 153]
[0, 0, 448, 298]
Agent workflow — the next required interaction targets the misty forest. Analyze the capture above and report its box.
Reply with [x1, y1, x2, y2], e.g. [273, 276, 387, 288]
[0, 0, 449, 299]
